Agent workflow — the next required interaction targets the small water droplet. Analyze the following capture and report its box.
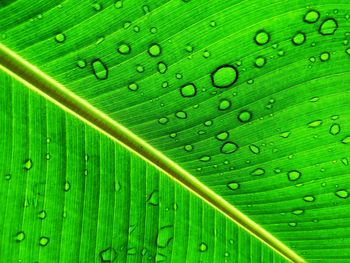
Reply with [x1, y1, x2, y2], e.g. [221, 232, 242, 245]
[319, 18, 338, 35]
[238, 110, 252, 123]
[64, 181, 70, 192]
[341, 136, 350, 144]
[249, 144, 260, 154]
[117, 43, 131, 55]
[180, 83, 197, 97]
[218, 99, 231, 111]
[254, 30, 270, 45]
[39, 236, 50, 246]
[292, 32, 306, 45]
[147, 191, 159, 206]
[335, 189, 349, 198]
[148, 43, 161, 57]
[184, 144, 193, 152]
[158, 117, 169, 125]
[202, 50, 210, 58]
[136, 65, 144, 73]
[292, 209, 304, 215]
[227, 182, 240, 190]
[199, 156, 211, 162]
[251, 168, 265, 176]
[77, 59, 87, 68]
[100, 247, 117, 262]
[92, 2, 102, 11]
[92, 59, 108, 80]
[199, 242, 208, 252]
[287, 170, 302, 181]
[157, 62, 167, 74]
[211, 65, 238, 88]
[303, 10, 320, 23]
[16, 231, 25, 242]
[4, 174, 11, 180]
[216, 131, 229, 141]
[24, 159, 33, 170]
[128, 83, 138, 91]
[220, 142, 239, 154]
[308, 120, 322, 128]
[114, 0, 123, 9]
[320, 51, 330, 62]
[55, 33, 66, 43]
[38, 210, 47, 219]
[288, 222, 297, 227]
[280, 131, 291, 138]
[254, 56, 266, 68]
[303, 195, 315, 202]
[175, 111, 187, 119]
[329, 123, 341, 135]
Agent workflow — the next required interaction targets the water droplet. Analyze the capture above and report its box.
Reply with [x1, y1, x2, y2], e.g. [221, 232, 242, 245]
[221, 142, 239, 154]
[77, 59, 86, 68]
[184, 144, 193, 152]
[288, 170, 302, 181]
[24, 159, 33, 170]
[148, 43, 161, 57]
[330, 123, 340, 135]
[342, 136, 350, 144]
[335, 189, 349, 199]
[303, 195, 315, 202]
[4, 174, 11, 180]
[157, 62, 167, 74]
[303, 10, 320, 23]
[319, 18, 338, 35]
[292, 32, 306, 45]
[136, 65, 144, 73]
[114, 0, 123, 9]
[211, 65, 238, 88]
[199, 156, 211, 162]
[227, 182, 240, 190]
[346, 47, 350, 56]
[128, 83, 138, 91]
[142, 4, 150, 14]
[38, 210, 47, 219]
[92, 2, 102, 11]
[249, 144, 260, 154]
[280, 131, 291, 138]
[45, 153, 51, 160]
[55, 33, 66, 43]
[64, 181, 70, 192]
[250, 168, 265, 176]
[39, 236, 50, 246]
[156, 116, 169, 125]
[147, 190, 159, 206]
[157, 226, 173, 248]
[202, 50, 211, 58]
[288, 222, 297, 227]
[199, 242, 208, 252]
[16, 231, 25, 242]
[175, 111, 187, 119]
[255, 56, 266, 68]
[180, 83, 197, 97]
[238, 110, 252, 123]
[292, 209, 304, 215]
[100, 247, 117, 262]
[92, 59, 108, 80]
[117, 43, 131, 55]
[254, 30, 270, 45]
[308, 120, 322, 128]
[341, 157, 349, 166]
[204, 120, 213, 126]
[216, 131, 229, 141]
[218, 99, 231, 111]
[320, 52, 330, 62]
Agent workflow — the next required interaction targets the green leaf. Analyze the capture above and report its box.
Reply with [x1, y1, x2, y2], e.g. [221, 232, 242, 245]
[0, 70, 287, 262]
[1, 0, 350, 262]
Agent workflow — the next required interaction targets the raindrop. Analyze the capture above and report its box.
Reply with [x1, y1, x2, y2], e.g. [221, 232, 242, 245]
[158, 117, 169, 125]
[128, 83, 138, 91]
[250, 168, 265, 176]
[77, 59, 86, 68]
[4, 174, 11, 180]
[199, 156, 211, 162]
[292, 209, 304, 215]
[342, 136, 350, 144]
[55, 33, 66, 43]
[319, 18, 338, 35]
[148, 43, 162, 57]
[180, 83, 197, 97]
[254, 56, 266, 68]
[38, 210, 47, 219]
[303, 195, 315, 202]
[280, 131, 291, 138]
[249, 144, 260, 154]
[303, 10, 320, 23]
[136, 65, 144, 73]
[254, 30, 270, 45]
[308, 120, 322, 128]
[157, 62, 167, 74]
[24, 159, 33, 171]
[329, 123, 340, 135]
[218, 99, 231, 111]
[320, 52, 330, 62]
[287, 170, 302, 181]
[157, 225, 173, 248]
[100, 247, 117, 262]
[211, 65, 238, 88]
[184, 144, 193, 152]
[238, 110, 252, 123]
[114, 0, 122, 9]
[147, 190, 159, 206]
[117, 43, 131, 55]
[199, 242, 208, 252]
[220, 142, 239, 154]
[288, 222, 297, 227]
[39, 236, 50, 246]
[92, 59, 108, 80]
[292, 32, 306, 45]
[16, 231, 25, 242]
[216, 131, 229, 141]
[64, 181, 70, 192]
[227, 182, 240, 190]
[175, 111, 187, 119]
[335, 189, 349, 199]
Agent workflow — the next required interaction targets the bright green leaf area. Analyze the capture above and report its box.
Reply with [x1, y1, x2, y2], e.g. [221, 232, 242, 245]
[0, 71, 286, 262]
[1, 0, 350, 261]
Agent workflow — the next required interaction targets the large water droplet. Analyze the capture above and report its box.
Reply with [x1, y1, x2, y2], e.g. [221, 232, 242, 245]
[330, 123, 340, 135]
[55, 33, 66, 43]
[341, 136, 350, 144]
[249, 144, 260, 154]
[180, 83, 197, 97]
[211, 65, 238, 88]
[292, 32, 306, 45]
[92, 59, 108, 80]
[216, 131, 229, 141]
[218, 99, 231, 111]
[147, 190, 159, 206]
[303, 10, 320, 23]
[148, 43, 162, 57]
[319, 18, 338, 35]
[99, 247, 117, 262]
[238, 110, 252, 123]
[287, 170, 302, 181]
[157, 62, 167, 74]
[254, 30, 270, 45]
[335, 189, 349, 198]
[220, 142, 239, 154]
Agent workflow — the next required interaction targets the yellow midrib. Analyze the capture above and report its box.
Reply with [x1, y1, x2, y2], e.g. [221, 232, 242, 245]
[0, 43, 306, 263]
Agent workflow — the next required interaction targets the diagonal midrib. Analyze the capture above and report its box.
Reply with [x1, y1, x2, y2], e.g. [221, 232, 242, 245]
[0, 43, 306, 263]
